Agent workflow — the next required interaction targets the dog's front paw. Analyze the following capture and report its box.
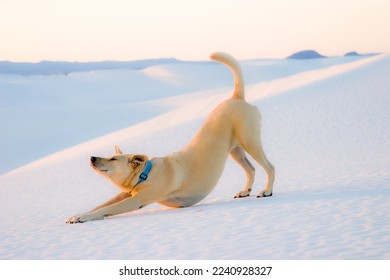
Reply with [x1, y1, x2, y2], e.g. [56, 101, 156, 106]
[66, 215, 83, 224]
[66, 212, 104, 224]
[257, 190, 273, 198]
[234, 190, 251, 198]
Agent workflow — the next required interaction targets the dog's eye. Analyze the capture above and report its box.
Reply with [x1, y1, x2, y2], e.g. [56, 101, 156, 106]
[109, 158, 117, 161]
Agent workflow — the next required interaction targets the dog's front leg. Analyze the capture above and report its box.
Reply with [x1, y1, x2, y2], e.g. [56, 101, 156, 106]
[66, 188, 157, 223]
[91, 192, 131, 212]
[66, 192, 130, 224]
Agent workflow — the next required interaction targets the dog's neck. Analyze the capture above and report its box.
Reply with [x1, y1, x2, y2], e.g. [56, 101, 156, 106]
[122, 171, 138, 192]
[122, 160, 152, 191]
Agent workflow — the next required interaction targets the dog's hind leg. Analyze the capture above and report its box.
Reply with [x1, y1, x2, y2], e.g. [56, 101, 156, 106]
[244, 139, 275, 198]
[230, 146, 255, 198]
[240, 123, 275, 198]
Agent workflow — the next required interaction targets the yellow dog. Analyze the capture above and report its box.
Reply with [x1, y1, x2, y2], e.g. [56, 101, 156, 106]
[67, 52, 275, 223]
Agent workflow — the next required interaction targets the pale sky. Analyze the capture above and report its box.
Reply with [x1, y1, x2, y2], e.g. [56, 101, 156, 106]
[1, 0, 389, 62]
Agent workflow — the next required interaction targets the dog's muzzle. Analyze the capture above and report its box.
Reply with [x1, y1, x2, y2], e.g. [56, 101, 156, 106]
[90, 156, 107, 172]
[90, 156, 100, 168]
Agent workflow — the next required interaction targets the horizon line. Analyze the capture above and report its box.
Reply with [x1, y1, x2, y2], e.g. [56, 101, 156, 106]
[0, 50, 383, 64]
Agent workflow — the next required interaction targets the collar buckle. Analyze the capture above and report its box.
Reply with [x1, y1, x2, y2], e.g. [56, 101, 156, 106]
[139, 173, 148, 181]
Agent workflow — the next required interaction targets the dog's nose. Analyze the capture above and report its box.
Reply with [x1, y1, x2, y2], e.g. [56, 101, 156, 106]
[91, 156, 97, 163]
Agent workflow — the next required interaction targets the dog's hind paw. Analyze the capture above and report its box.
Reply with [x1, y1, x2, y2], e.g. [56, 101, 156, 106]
[257, 191, 273, 198]
[234, 191, 251, 198]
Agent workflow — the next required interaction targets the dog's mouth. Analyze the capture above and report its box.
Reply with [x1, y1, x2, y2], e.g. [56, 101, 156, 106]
[97, 168, 108, 172]
[92, 164, 108, 173]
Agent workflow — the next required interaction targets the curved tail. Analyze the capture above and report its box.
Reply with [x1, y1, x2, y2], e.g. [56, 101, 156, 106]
[210, 52, 245, 99]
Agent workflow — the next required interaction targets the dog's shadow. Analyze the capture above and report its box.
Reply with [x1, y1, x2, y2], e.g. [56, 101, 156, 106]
[106, 185, 385, 222]
[106, 194, 275, 222]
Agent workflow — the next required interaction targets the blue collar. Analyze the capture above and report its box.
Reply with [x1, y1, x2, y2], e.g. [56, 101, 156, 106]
[135, 160, 152, 186]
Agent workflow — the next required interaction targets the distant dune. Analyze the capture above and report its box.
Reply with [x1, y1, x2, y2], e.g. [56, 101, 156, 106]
[344, 51, 361, 57]
[0, 58, 181, 75]
[286, 50, 326, 59]
[287, 50, 379, 59]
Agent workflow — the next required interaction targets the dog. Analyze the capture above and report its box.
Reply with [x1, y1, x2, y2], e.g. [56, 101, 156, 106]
[66, 52, 275, 224]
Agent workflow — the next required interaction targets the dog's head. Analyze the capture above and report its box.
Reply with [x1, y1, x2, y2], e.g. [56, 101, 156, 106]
[90, 145, 148, 190]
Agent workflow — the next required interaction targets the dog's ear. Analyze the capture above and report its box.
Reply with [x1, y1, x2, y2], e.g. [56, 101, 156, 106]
[115, 145, 123, 155]
[128, 154, 148, 168]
